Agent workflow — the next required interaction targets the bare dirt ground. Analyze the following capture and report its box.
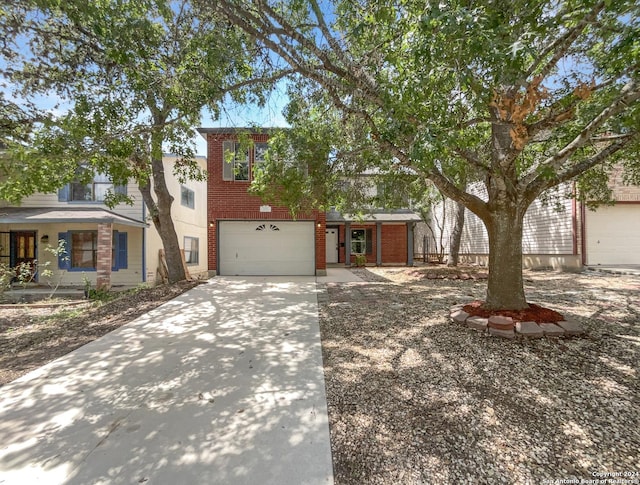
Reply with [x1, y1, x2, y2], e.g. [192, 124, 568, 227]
[0, 281, 200, 386]
[319, 266, 640, 484]
[2, 267, 638, 484]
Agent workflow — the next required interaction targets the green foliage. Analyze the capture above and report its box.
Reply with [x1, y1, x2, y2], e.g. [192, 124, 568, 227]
[87, 287, 113, 302]
[4, 239, 69, 297]
[219, 0, 640, 215]
[354, 254, 367, 267]
[0, 0, 261, 203]
[218, 0, 640, 308]
[0, 263, 12, 294]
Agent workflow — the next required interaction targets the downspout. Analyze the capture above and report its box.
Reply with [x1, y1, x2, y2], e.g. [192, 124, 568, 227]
[407, 222, 415, 266]
[345, 222, 351, 267]
[376, 222, 382, 266]
[142, 202, 147, 283]
[580, 201, 587, 266]
[571, 194, 578, 256]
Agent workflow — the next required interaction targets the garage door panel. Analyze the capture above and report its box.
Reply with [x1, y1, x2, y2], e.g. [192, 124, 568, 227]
[219, 221, 315, 275]
[586, 206, 640, 265]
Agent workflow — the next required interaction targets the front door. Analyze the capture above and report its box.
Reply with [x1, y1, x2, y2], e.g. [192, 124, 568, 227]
[325, 228, 338, 264]
[12, 231, 37, 278]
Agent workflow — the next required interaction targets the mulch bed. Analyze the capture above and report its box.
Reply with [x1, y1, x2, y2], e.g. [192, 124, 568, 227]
[462, 299, 565, 323]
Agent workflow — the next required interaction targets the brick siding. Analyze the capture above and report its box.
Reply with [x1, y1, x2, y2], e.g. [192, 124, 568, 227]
[206, 132, 325, 272]
[96, 222, 113, 289]
[338, 223, 408, 265]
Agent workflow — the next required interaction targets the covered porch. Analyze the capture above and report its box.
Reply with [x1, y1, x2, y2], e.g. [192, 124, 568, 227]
[0, 207, 147, 289]
[325, 209, 422, 267]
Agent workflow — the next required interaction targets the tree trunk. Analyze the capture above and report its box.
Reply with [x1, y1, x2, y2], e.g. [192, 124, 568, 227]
[137, 127, 187, 285]
[150, 155, 186, 284]
[447, 200, 465, 267]
[484, 206, 527, 310]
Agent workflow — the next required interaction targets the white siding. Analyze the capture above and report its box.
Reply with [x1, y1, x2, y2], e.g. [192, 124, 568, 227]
[16, 181, 145, 222]
[0, 222, 144, 286]
[430, 183, 575, 256]
[2, 155, 208, 286]
[144, 155, 208, 283]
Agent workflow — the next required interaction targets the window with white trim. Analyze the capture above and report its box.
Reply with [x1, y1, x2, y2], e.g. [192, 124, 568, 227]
[184, 236, 199, 264]
[222, 141, 249, 181]
[253, 142, 268, 174]
[351, 229, 366, 254]
[59, 172, 127, 202]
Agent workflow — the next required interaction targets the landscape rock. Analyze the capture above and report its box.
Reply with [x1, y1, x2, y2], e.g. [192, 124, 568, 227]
[488, 315, 514, 330]
[515, 321, 544, 338]
[466, 316, 488, 331]
[557, 319, 585, 336]
[539, 322, 565, 337]
[488, 327, 515, 339]
[451, 310, 470, 324]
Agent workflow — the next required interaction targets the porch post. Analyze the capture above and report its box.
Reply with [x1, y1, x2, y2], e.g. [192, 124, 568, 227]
[407, 222, 415, 266]
[345, 222, 351, 267]
[96, 222, 113, 290]
[376, 222, 382, 266]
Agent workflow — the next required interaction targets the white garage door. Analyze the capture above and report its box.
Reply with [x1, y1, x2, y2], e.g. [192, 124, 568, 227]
[219, 221, 315, 275]
[586, 205, 640, 265]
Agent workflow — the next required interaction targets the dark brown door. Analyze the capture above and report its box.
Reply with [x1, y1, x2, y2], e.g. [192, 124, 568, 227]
[13, 231, 37, 278]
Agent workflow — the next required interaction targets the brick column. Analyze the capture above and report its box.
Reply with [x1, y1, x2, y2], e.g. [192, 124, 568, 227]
[96, 223, 113, 290]
[344, 222, 352, 267]
[407, 222, 415, 266]
[376, 222, 382, 266]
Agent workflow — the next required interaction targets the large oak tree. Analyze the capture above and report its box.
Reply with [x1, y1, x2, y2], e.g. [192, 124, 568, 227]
[216, 0, 640, 309]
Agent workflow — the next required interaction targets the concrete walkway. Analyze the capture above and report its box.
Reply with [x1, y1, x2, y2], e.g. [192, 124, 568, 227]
[0, 277, 333, 485]
[317, 268, 364, 283]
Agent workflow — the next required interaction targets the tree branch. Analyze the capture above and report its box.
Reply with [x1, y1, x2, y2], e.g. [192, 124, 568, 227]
[523, 2, 605, 84]
[539, 79, 640, 173]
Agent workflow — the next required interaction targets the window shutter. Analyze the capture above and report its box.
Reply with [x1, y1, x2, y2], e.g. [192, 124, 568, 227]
[58, 184, 70, 202]
[222, 141, 234, 181]
[366, 229, 373, 255]
[112, 231, 118, 271]
[118, 232, 128, 269]
[115, 184, 127, 195]
[58, 232, 71, 270]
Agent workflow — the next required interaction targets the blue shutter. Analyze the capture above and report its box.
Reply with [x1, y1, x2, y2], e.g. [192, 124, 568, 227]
[117, 232, 128, 270]
[58, 184, 70, 202]
[58, 232, 71, 270]
[115, 184, 127, 195]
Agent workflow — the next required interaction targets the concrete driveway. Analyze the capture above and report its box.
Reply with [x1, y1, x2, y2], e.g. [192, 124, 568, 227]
[0, 277, 333, 485]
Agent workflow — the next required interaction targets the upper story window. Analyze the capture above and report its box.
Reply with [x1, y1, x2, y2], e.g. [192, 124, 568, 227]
[254, 142, 268, 166]
[222, 141, 249, 181]
[181, 185, 195, 209]
[58, 172, 126, 202]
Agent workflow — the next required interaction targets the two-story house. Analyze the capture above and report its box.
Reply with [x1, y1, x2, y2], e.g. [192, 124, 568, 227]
[0, 154, 208, 288]
[199, 127, 421, 276]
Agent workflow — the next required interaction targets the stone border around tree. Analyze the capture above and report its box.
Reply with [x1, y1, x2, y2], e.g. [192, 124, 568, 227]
[450, 306, 585, 339]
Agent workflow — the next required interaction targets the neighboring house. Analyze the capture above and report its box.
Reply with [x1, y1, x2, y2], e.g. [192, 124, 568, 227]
[198, 127, 421, 276]
[582, 166, 640, 266]
[0, 154, 208, 288]
[423, 172, 640, 269]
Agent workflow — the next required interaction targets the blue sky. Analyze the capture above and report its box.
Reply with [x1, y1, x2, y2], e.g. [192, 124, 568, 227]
[1, 80, 291, 157]
[196, 81, 290, 155]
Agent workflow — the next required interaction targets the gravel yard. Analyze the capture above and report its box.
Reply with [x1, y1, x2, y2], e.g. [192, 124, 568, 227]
[318, 267, 640, 484]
